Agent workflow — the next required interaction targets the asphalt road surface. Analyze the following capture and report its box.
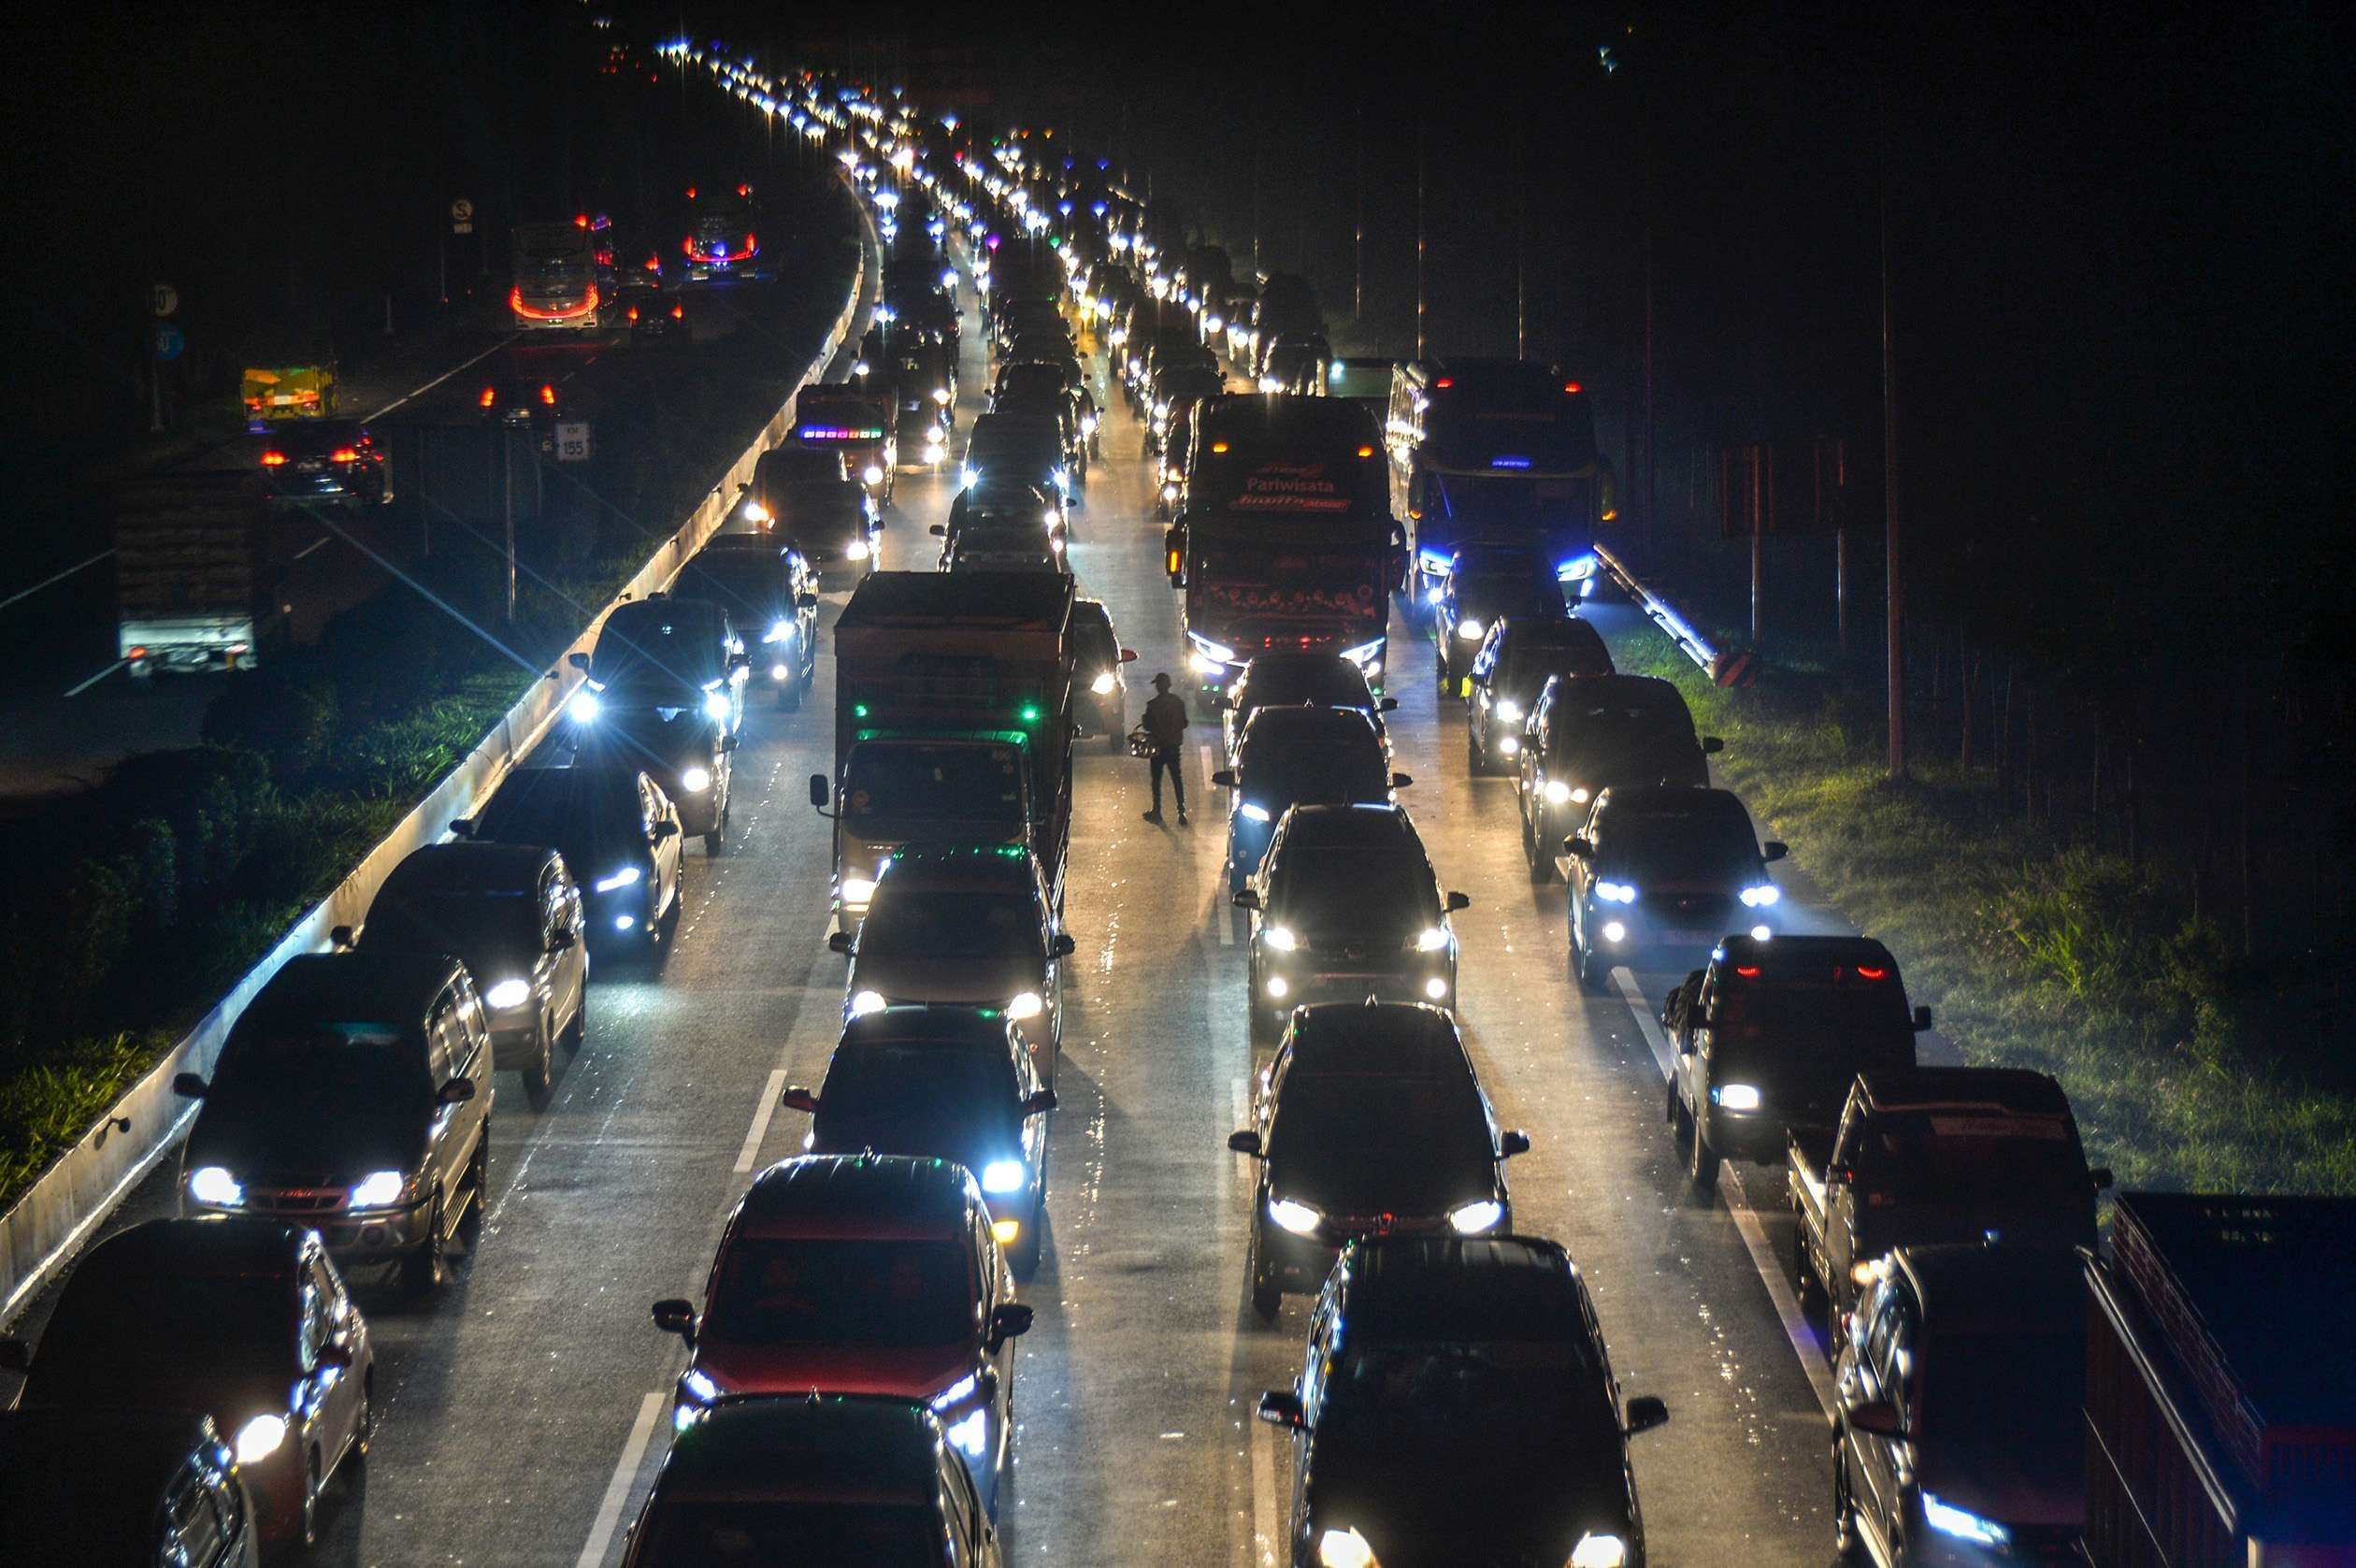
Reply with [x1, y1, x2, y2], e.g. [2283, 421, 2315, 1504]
[5, 271, 1916, 1567]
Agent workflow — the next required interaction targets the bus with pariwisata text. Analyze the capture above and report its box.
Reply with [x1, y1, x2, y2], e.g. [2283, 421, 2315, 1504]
[1164, 395, 1400, 691]
[510, 220, 601, 330]
[1386, 359, 1617, 606]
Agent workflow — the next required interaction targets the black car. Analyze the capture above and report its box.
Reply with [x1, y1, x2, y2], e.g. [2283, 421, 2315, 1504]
[1146, 365, 1225, 455]
[1518, 673, 1721, 884]
[1228, 1002, 1527, 1316]
[679, 534, 821, 709]
[173, 951, 495, 1292]
[477, 375, 561, 423]
[939, 519, 1067, 575]
[2, 1218, 373, 1552]
[1237, 805, 1469, 1042]
[622, 1396, 1001, 1567]
[0, 1410, 261, 1568]
[616, 281, 686, 339]
[457, 764, 684, 955]
[573, 596, 747, 736]
[1833, 1244, 2086, 1568]
[744, 448, 882, 572]
[1214, 706, 1409, 895]
[1564, 784, 1787, 987]
[1257, 1235, 1667, 1568]
[1220, 650, 1397, 763]
[257, 418, 391, 512]
[782, 1005, 1057, 1275]
[342, 842, 588, 1108]
[962, 411, 1073, 504]
[1434, 545, 1568, 696]
[1465, 615, 1614, 773]
[1071, 597, 1136, 749]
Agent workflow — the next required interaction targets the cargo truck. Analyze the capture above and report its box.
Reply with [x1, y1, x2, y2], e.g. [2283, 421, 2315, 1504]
[810, 572, 1074, 934]
[114, 472, 288, 676]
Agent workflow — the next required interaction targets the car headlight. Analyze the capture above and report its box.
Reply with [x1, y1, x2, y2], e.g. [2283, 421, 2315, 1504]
[1852, 1257, 1889, 1287]
[680, 1369, 720, 1406]
[861, 464, 884, 485]
[1090, 671, 1117, 695]
[1922, 1492, 2010, 1550]
[1568, 1532, 1629, 1568]
[1448, 1199, 1504, 1234]
[944, 1405, 988, 1459]
[233, 1414, 288, 1467]
[1740, 884, 1781, 907]
[1267, 1197, 1322, 1235]
[1319, 1527, 1377, 1568]
[923, 440, 944, 461]
[840, 876, 877, 905]
[1595, 881, 1638, 904]
[1262, 925, 1297, 952]
[740, 499, 770, 524]
[679, 765, 713, 793]
[980, 1159, 1027, 1194]
[484, 978, 532, 1011]
[1543, 780, 1573, 805]
[1499, 735, 1521, 755]
[931, 385, 952, 405]
[928, 1373, 978, 1411]
[348, 1170, 409, 1209]
[1005, 991, 1044, 1020]
[763, 619, 793, 643]
[850, 990, 888, 1016]
[568, 691, 600, 724]
[1152, 399, 1169, 418]
[1456, 617, 1485, 640]
[845, 539, 871, 561]
[1189, 651, 1224, 675]
[701, 691, 732, 721]
[1238, 801, 1271, 824]
[1414, 927, 1449, 952]
[1601, 920, 1628, 943]
[593, 866, 641, 894]
[188, 1166, 244, 1207]
[1751, 924, 1774, 941]
[1713, 1083, 1761, 1111]
[1495, 698, 1524, 724]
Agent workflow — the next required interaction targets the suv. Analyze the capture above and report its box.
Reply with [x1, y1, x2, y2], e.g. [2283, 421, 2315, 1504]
[651, 1156, 1034, 1513]
[572, 596, 747, 736]
[1564, 785, 1788, 987]
[1432, 544, 1567, 697]
[833, 845, 1074, 1084]
[1219, 651, 1396, 764]
[1257, 1235, 1666, 1568]
[0, 1410, 261, 1568]
[1465, 615, 1613, 773]
[456, 765, 684, 956]
[1518, 674, 1720, 883]
[1228, 1002, 1527, 1316]
[1071, 598, 1136, 747]
[1237, 805, 1469, 1042]
[257, 419, 390, 512]
[173, 951, 494, 1292]
[748, 449, 882, 572]
[677, 534, 820, 710]
[1214, 707, 1409, 894]
[345, 842, 587, 1108]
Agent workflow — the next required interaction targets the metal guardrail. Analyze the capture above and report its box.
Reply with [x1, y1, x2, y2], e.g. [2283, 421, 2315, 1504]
[1595, 543, 1720, 672]
[0, 196, 876, 1327]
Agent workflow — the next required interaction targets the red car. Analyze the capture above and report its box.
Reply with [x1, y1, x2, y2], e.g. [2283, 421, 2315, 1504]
[652, 1155, 1031, 1513]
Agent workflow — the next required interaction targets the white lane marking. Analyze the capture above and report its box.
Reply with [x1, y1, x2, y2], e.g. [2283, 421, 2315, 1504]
[364, 335, 518, 421]
[733, 1068, 789, 1172]
[575, 1389, 665, 1568]
[0, 550, 114, 616]
[1609, 968, 1839, 1419]
[64, 659, 126, 697]
[1229, 1075, 1247, 1136]
[292, 536, 331, 561]
[1253, 1420, 1283, 1566]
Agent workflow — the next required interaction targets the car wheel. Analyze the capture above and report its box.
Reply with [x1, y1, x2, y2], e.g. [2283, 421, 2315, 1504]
[1524, 812, 1555, 884]
[1247, 1228, 1281, 1322]
[1670, 1083, 1698, 1163]
[1012, 1197, 1044, 1280]
[300, 1451, 320, 1548]
[400, 1192, 445, 1294]
[1434, 649, 1450, 698]
[1573, 929, 1605, 992]
[524, 1023, 553, 1110]
[1687, 1104, 1722, 1194]
[1796, 1224, 1828, 1316]
[704, 800, 729, 856]
[456, 1127, 490, 1248]
[657, 885, 682, 944]
[353, 1375, 374, 1464]
[1832, 1432, 1862, 1562]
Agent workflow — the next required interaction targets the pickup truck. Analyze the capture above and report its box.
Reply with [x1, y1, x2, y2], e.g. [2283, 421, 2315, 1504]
[1661, 933, 1929, 1194]
[1789, 1067, 2110, 1333]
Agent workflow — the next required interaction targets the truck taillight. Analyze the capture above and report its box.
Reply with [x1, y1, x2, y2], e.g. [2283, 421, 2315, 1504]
[330, 447, 359, 463]
[644, 255, 660, 271]
[1563, 381, 1583, 394]
[509, 287, 524, 310]
[260, 451, 288, 467]
[626, 307, 639, 322]
[480, 388, 497, 409]
[539, 384, 557, 405]
[670, 305, 683, 319]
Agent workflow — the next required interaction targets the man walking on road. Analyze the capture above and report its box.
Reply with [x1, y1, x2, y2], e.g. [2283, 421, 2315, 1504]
[1140, 672, 1189, 826]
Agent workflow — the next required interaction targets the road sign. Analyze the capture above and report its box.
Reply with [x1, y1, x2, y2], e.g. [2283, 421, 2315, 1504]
[151, 283, 179, 318]
[451, 196, 475, 236]
[153, 323, 185, 362]
[553, 421, 594, 463]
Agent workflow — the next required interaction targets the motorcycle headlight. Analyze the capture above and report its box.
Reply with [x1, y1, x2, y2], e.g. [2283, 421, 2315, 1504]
[1238, 801, 1271, 824]
[1414, 926, 1450, 952]
[349, 1170, 408, 1209]
[1261, 925, 1297, 952]
[188, 1165, 244, 1208]
[1043, 507, 1063, 528]
[483, 978, 532, 1011]
[1568, 1532, 1629, 1568]
[680, 1369, 720, 1406]
[594, 866, 641, 894]
[679, 765, 713, 794]
[701, 691, 732, 721]
[1318, 1529, 1377, 1568]
[1448, 1199, 1504, 1234]
[980, 1158, 1027, 1194]
[233, 1414, 288, 1467]
[568, 691, 600, 724]
[1740, 884, 1781, 907]
[850, 990, 888, 1016]
[1595, 881, 1638, 904]
[1267, 1197, 1322, 1236]
[1005, 991, 1044, 1021]
[1495, 698, 1524, 724]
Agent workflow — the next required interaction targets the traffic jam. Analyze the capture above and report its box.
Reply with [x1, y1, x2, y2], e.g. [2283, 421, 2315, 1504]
[7, 41, 2349, 1568]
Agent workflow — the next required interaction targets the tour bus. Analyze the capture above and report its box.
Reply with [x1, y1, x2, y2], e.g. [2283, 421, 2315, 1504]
[510, 220, 601, 329]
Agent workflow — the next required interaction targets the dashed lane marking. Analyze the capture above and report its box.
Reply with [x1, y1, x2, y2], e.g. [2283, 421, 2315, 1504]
[574, 1389, 664, 1568]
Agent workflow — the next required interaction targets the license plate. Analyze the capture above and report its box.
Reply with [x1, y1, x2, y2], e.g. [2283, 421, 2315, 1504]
[1660, 929, 1713, 945]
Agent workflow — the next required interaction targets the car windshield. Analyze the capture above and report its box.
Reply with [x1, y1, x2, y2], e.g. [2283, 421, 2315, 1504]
[680, 558, 783, 614]
[761, 449, 846, 484]
[1269, 1076, 1492, 1211]
[593, 711, 718, 770]
[1240, 662, 1370, 711]
[590, 610, 724, 691]
[1453, 569, 1560, 619]
[842, 746, 1023, 824]
[776, 482, 864, 525]
[364, 885, 539, 957]
[212, 1022, 429, 1104]
[1240, 734, 1390, 806]
[1501, 626, 1610, 686]
[704, 1239, 970, 1347]
[1268, 843, 1435, 929]
[1598, 810, 1759, 883]
[1851, 1115, 2088, 1204]
[1714, 975, 1916, 1044]
[862, 891, 1043, 966]
[637, 1502, 941, 1562]
[1072, 616, 1119, 669]
[38, 1273, 293, 1382]
[476, 774, 639, 850]
[818, 1047, 1022, 1154]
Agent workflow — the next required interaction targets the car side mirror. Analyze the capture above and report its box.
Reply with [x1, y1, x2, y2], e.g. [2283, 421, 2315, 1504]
[314, 1341, 354, 1371]
[988, 1302, 1034, 1346]
[1392, 772, 1415, 789]
[1702, 736, 1725, 755]
[1846, 1399, 1903, 1438]
[1376, 697, 1399, 713]
[438, 1077, 478, 1105]
[1762, 841, 1789, 862]
[1625, 1395, 1669, 1436]
[1256, 1389, 1304, 1429]
[1210, 769, 1236, 788]
[1564, 836, 1594, 858]
[1912, 1005, 1933, 1031]
[1023, 1088, 1057, 1115]
[0, 1339, 29, 1374]
[1231, 889, 1260, 911]
[780, 1086, 820, 1114]
[652, 821, 681, 841]
[1227, 1129, 1263, 1158]
[809, 773, 831, 809]
[568, 651, 591, 671]
[1501, 1129, 1530, 1158]
[652, 1298, 697, 1344]
[1444, 890, 1471, 913]
[929, 524, 946, 536]
[827, 931, 855, 955]
[1051, 932, 1077, 958]
[1120, 648, 1138, 663]
[329, 924, 356, 950]
[797, 591, 819, 610]
[172, 1072, 208, 1098]
[1829, 1162, 1857, 1186]
[447, 817, 475, 840]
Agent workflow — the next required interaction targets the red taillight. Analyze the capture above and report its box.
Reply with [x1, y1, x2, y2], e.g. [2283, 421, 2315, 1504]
[509, 287, 524, 310]
[329, 447, 359, 463]
[539, 384, 557, 405]
[574, 213, 589, 228]
[644, 255, 660, 271]
[1856, 965, 1888, 981]
[128, 645, 148, 661]
[685, 186, 697, 199]
[1356, 445, 1374, 457]
[626, 307, 639, 322]
[682, 237, 697, 257]
[480, 387, 497, 408]
[1734, 965, 1760, 978]
[1434, 376, 1454, 389]
[743, 233, 756, 252]
[1563, 381, 1583, 394]
[670, 305, 683, 319]
[260, 450, 288, 467]
[736, 183, 751, 197]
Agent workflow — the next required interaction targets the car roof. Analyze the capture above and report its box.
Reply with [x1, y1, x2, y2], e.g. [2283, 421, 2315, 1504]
[656, 1396, 941, 1502]
[881, 844, 1041, 890]
[75, 1216, 304, 1284]
[1595, 784, 1750, 821]
[840, 1004, 1018, 1053]
[1891, 1243, 2083, 1333]
[1544, 672, 1688, 711]
[1239, 706, 1382, 749]
[1286, 1001, 1469, 1076]
[733, 1155, 979, 1242]
[1242, 650, 1362, 682]
[1856, 1068, 2073, 1119]
[691, 534, 788, 562]
[601, 597, 726, 640]
[1711, 932, 1899, 973]
[243, 951, 465, 1029]
[1334, 1235, 1588, 1339]
[1506, 616, 1607, 651]
[1071, 598, 1113, 627]
[1279, 802, 1415, 841]
[381, 842, 560, 893]
[0, 1409, 226, 1549]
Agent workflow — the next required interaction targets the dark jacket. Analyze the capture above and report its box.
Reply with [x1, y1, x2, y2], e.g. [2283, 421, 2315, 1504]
[1142, 691, 1188, 753]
